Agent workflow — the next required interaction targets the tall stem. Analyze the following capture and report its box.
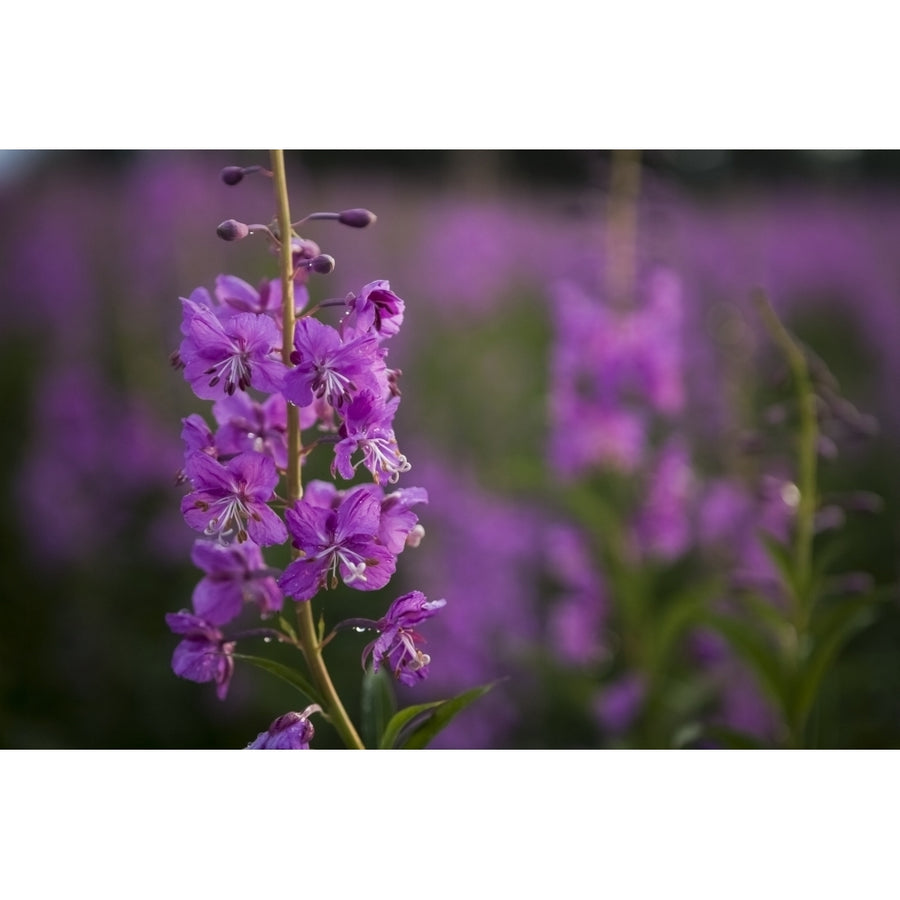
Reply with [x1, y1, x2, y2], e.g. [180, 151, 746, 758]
[755, 290, 817, 624]
[606, 149, 641, 309]
[270, 149, 365, 749]
[755, 289, 819, 747]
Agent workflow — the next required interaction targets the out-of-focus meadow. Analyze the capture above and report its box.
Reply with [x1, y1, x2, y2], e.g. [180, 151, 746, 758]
[2, 149, 899, 748]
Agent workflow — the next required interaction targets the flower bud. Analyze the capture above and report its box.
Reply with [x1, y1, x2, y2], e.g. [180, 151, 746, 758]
[216, 219, 250, 241]
[310, 254, 336, 275]
[338, 208, 377, 228]
[221, 166, 245, 186]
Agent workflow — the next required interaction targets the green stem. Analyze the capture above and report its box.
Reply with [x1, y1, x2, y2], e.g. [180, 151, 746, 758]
[754, 290, 818, 627]
[270, 149, 365, 750]
[755, 289, 819, 746]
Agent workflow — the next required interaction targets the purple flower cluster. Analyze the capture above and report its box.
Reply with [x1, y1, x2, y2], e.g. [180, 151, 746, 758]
[165, 197, 443, 744]
[549, 268, 685, 478]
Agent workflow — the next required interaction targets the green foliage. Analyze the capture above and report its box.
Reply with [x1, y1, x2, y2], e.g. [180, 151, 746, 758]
[379, 682, 498, 749]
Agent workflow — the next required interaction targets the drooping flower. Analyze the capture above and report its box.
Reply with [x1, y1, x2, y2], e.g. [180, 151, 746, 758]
[341, 279, 405, 339]
[279, 488, 396, 601]
[179, 298, 286, 400]
[362, 590, 446, 686]
[375, 486, 428, 553]
[282, 316, 386, 410]
[181, 450, 287, 545]
[332, 391, 410, 486]
[246, 706, 319, 749]
[165, 611, 236, 700]
[190, 538, 283, 625]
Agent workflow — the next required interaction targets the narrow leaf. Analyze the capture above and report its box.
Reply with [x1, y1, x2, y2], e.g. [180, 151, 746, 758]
[399, 681, 499, 749]
[233, 653, 322, 706]
[361, 667, 397, 749]
[758, 531, 797, 600]
[277, 615, 297, 643]
[704, 613, 787, 709]
[379, 700, 445, 750]
[791, 591, 884, 729]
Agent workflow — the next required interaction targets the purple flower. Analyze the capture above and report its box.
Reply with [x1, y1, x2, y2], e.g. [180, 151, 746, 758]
[181, 413, 215, 459]
[593, 674, 645, 735]
[165, 611, 235, 700]
[212, 391, 290, 470]
[181, 450, 287, 546]
[190, 539, 283, 625]
[333, 391, 410, 486]
[283, 316, 386, 410]
[292, 480, 426, 554]
[632, 439, 695, 561]
[279, 488, 397, 601]
[179, 298, 286, 400]
[246, 707, 319, 749]
[376, 486, 428, 553]
[178, 413, 216, 483]
[214, 274, 289, 317]
[362, 591, 446, 686]
[341, 279, 405, 339]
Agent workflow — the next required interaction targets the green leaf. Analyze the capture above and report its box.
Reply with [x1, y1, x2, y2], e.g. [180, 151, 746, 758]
[651, 584, 719, 673]
[361, 667, 397, 749]
[702, 726, 772, 750]
[277, 615, 297, 644]
[758, 531, 797, 600]
[232, 653, 322, 706]
[398, 681, 499, 749]
[704, 613, 788, 709]
[790, 591, 884, 730]
[379, 700, 446, 750]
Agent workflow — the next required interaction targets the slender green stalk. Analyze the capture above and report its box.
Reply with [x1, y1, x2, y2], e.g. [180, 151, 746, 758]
[754, 289, 818, 626]
[606, 149, 641, 309]
[755, 289, 819, 746]
[270, 149, 365, 749]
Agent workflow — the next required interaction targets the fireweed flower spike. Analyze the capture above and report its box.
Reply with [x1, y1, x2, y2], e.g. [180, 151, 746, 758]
[362, 591, 446, 686]
[246, 705, 321, 749]
[166, 152, 475, 749]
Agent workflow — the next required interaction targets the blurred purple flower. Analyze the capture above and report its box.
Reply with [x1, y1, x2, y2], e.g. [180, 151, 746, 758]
[632, 439, 695, 561]
[594, 674, 645, 735]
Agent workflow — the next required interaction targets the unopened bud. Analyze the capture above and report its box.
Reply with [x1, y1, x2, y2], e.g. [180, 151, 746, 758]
[338, 208, 377, 228]
[310, 254, 336, 275]
[221, 166, 246, 186]
[217, 219, 250, 241]
[221, 164, 269, 186]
